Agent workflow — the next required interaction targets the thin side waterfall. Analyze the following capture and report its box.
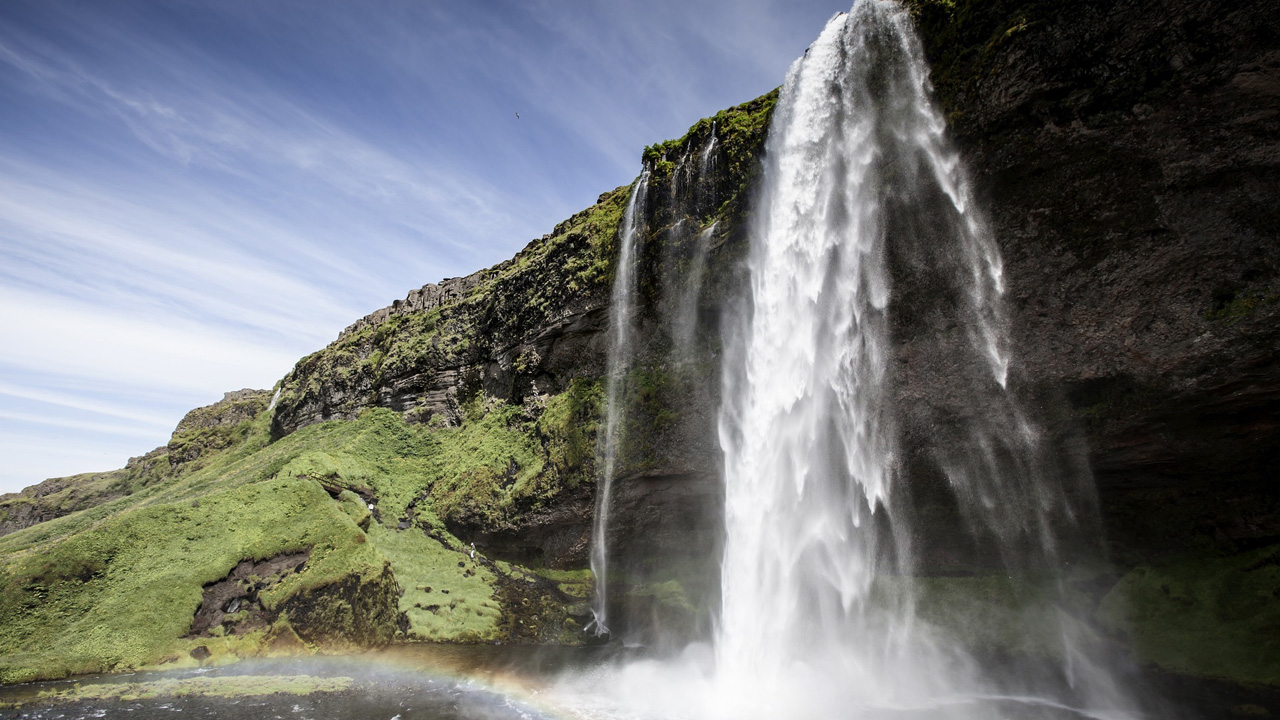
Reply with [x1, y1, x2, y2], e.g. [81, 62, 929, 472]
[699, 122, 718, 184]
[670, 124, 720, 358]
[673, 221, 717, 357]
[588, 170, 650, 636]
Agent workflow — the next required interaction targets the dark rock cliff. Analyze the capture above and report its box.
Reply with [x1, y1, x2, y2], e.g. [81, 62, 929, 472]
[909, 0, 1280, 562]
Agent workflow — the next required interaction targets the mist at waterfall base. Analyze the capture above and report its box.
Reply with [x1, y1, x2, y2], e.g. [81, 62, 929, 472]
[569, 2, 1148, 719]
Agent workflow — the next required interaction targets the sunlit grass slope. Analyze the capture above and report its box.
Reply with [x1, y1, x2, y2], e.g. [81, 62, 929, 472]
[0, 395, 596, 683]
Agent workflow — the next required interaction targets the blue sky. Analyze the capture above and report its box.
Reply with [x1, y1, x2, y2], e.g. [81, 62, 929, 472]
[0, 0, 850, 493]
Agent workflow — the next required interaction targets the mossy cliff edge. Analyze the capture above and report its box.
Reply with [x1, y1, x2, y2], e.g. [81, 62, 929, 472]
[2, 0, 1278, 696]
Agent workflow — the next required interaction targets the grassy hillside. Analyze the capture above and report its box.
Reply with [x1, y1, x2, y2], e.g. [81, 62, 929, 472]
[0, 395, 595, 683]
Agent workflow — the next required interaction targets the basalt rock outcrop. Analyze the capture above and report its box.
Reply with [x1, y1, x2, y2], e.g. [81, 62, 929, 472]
[168, 389, 271, 467]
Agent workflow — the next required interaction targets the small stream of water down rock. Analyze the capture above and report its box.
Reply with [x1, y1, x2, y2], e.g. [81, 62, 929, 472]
[579, 2, 1145, 718]
[589, 170, 651, 636]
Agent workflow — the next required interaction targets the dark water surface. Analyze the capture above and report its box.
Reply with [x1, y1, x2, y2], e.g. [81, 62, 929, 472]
[1, 646, 1260, 720]
[0, 646, 621, 720]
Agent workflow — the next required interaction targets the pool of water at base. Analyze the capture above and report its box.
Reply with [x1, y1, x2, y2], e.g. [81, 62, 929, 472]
[0, 646, 1152, 720]
[0, 646, 599, 720]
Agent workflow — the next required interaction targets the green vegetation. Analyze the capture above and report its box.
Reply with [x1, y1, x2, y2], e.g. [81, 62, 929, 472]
[0, 386, 606, 683]
[0, 449, 171, 535]
[167, 390, 272, 466]
[644, 90, 778, 222]
[628, 580, 696, 616]
[610, 365, 683, 475]
[527, 566, 594, 599]
[269, 186, 629, 433]
[910, 574, 1095, 660]
[5, 674, 354, 707]
[0, 473, 380, 683]
[368, 523, 502, 641]
[535, 378, 604, 490]
[1205, 291, 1280, 325]
[1096, 545, 1280, 685]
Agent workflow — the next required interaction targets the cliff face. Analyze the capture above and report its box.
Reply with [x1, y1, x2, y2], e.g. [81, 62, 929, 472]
[265, 94, 776, 579]
[256, 0, 1278, 673]
[909, 0, 1280, 561]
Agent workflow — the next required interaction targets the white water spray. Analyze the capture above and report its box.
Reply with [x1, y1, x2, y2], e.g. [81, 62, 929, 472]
[717, 1, 907, 690]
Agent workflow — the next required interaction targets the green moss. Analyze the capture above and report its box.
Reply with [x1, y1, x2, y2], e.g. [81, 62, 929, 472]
[535, 378, 604, 490]
[17, 675, 354, 706]
[334, 489, 371, 529]
[628, 580, 696, 615]
[1096, 545, 1280, 685]
[1205, 292, 1280, 325]
[528, 567, 594, 599]
[366, 523, 501, 641]
[425, 399, 547, 529]
[711, 90, 778, 212]
[909, 575, 1092, 660]
[279, 451, 375, 497]
[0, 474, 380, 684]
[611, 365, 682, 473]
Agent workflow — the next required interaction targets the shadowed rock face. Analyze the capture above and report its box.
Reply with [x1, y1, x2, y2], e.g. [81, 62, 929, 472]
[261, 93, 776, 574]
[908, 0, 1280, 561]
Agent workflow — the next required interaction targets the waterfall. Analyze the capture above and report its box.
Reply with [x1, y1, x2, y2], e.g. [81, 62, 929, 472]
[716, 0, 904, 689]
[709, 0, 1134, 716]
[588, 170, 650, 636]
[568, 4, 1137, 716]
[673, 221, 717, 358]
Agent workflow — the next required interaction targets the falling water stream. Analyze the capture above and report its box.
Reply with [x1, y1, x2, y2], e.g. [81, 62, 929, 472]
[588, 170, 650, 636]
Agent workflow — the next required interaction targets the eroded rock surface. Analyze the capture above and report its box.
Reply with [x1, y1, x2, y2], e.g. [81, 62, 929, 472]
[188, 550, 311, 637]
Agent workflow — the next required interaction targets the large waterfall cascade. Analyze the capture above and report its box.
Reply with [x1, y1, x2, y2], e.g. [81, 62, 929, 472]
[578, 1, 1140, 716]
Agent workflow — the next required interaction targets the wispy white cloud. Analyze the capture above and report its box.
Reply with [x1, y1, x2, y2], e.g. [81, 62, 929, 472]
[0, 286, 300, 395]
[0, 409, 167, 440]
[0, 381, 175, 428]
